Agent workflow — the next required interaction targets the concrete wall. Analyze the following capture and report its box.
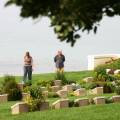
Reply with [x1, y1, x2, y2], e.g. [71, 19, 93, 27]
[88, 54, 120, 70]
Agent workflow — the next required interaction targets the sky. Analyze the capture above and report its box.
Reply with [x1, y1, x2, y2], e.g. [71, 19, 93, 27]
[0, 0, 120, 74]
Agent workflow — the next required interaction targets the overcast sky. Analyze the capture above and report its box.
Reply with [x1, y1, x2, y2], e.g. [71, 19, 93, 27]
[0, 0, 120, 73]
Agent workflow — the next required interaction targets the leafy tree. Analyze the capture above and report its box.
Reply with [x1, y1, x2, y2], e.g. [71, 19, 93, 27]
[5, 0, 120, 46]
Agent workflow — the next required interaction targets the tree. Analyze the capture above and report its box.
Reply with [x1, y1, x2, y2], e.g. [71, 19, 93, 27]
[5, 0, 120, 46]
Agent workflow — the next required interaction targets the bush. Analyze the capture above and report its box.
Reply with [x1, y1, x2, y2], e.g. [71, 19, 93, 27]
[115, 81, 120, 95]
[24, 86, 46, 112]
[48, 92, 59, 98]
[29, 86, 45, 100]
[78, 80, 97, 90]
[54, 72, 68, 85]
[94, 67, 115, 82]
[8, 88, 22, 101]
[2, 75, 22, 101]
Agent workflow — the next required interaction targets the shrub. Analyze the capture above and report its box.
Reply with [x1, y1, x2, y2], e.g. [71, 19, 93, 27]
[54, 72, 68, 85]
[24, 86, 46, 112]
[37, 80, 53, 87]
[8, 88, 22, 101]
[115, 81, 120, 95]
[29, 86, 45, 101]
[2, 75, 22, 101]
[48, 92, 59, 98]
[94, 65, 117, 82]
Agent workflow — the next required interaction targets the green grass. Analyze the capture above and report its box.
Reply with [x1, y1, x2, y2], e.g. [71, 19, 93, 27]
[0, 70, 94, 85]
[0, 70, 119, 120]
[1, 101, 120, 120]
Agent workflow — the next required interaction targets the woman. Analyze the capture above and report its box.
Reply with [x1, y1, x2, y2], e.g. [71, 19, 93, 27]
[23, 51, 33, 84]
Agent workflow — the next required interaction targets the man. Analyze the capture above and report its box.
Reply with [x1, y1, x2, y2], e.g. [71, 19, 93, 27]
[54, 51, 65, 72]
[23, 51, 33, 85]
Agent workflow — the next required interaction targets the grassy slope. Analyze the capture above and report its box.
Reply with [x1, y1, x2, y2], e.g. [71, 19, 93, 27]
[0, 70, 94, 85]
[0, 101, 120, 120]
[0, 71, 119, 120]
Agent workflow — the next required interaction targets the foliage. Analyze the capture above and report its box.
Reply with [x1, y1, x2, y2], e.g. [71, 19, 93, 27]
[6, 0, 120, 46]
[37, 79, 53, 87]
[115, 81, 120, 95]
[29, 86, 45, 100]
[48, 92, 59, 98]
[55, 72, 68, 85]
[24, 86, 46, 111]
[8, 88, 22, 101]
[2, 75, 22, 101]
[94, 66, 117, 82]
[78, 80, 97, 90]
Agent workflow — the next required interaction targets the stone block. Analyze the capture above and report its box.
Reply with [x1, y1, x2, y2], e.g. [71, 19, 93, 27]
[52, 99, 69, 109]
[51, 86, 61, 92]
[93, 97, 105, 105]
[74, 88, 86, 96]
[22, 93, 29, 101]
[40, 102, 49, 111]
[92, 87, 103, 95]
[112, 95, 120, 103]
[17, 83, 25, 91]
[63, 85, 73, 93]
[54, 80, 62, 86]
[11, 102, 29, 115]
[57, 90, 67, 98]
[0, 94, 8, 103]
[74, 98, 89, 106]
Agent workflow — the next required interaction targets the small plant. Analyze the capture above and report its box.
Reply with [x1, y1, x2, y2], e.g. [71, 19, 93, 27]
[54, 72, 68, 85]
[24, 86, 46, 112]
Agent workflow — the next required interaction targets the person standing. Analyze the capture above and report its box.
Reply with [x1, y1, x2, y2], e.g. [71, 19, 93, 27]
[54, 51, 65, 72]
[23, 51, 33, 84]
